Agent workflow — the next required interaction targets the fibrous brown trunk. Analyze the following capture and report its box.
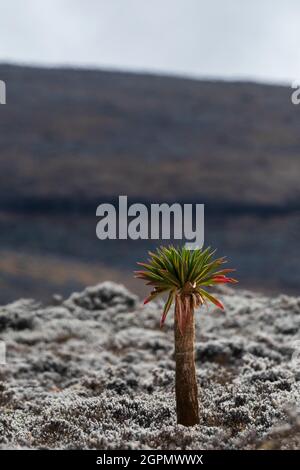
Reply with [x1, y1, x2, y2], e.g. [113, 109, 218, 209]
[174, 298, 199, 426]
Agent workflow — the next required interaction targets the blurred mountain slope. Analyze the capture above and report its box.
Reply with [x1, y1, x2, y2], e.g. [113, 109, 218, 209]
[0, 64, 299, 210]
[0, 65, 299, 302]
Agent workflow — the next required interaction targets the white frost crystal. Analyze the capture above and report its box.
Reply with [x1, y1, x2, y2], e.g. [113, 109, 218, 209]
[0, 282, 299, 449]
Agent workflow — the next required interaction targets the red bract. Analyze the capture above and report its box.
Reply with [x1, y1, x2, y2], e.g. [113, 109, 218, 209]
[212, 275, 238, 284]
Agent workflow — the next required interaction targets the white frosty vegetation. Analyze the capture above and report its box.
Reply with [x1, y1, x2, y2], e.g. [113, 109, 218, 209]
[0, 282, 299, 449]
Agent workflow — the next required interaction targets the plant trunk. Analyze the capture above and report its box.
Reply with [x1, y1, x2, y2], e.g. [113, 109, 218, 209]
[174, 299, 199, 426]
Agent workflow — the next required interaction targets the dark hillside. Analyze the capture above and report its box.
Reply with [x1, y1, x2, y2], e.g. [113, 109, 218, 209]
[0, 65, 299, 301]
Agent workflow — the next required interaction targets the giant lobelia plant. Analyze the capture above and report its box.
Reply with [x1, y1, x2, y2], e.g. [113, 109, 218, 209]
[135, 246, 237, 426]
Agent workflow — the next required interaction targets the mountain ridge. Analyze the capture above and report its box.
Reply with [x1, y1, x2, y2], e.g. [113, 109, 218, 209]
[0, 64, 299, 301]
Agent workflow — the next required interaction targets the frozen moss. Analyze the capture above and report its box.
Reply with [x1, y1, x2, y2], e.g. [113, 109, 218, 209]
[0, 282, 299, 449]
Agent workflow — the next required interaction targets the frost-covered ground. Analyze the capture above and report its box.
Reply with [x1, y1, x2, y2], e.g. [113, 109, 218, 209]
[0, 282, 299, 449]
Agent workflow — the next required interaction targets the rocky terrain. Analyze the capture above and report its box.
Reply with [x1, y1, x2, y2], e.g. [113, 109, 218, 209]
[0, 282, 299, 449]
